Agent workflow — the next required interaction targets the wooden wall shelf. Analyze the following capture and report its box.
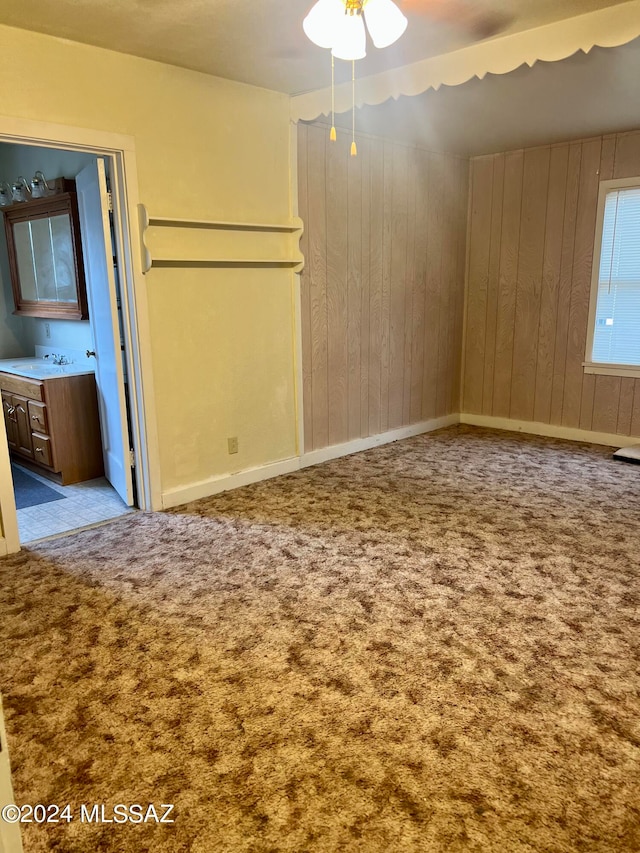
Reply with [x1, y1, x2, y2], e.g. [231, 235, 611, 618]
[147, 215, 301, 233]
[138, 204, 305, 273]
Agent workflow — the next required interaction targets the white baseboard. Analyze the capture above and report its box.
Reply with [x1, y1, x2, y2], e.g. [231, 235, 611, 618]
[301, 414, 459, 467]
[161, 411, 636, 510]
[161, 456, 302, 509]
[162, 414, 458, 509]
[460, 413, 640, 448]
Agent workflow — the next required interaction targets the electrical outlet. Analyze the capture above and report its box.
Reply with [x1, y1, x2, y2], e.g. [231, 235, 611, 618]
[45, 322, 51, 339]
[227, 437, 239, 455]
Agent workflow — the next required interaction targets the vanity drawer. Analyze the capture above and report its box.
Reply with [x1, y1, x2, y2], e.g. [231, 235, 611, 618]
[32, 434, 53, 468]
[0, 372, 44, 401]
[28, 401, 49, 436]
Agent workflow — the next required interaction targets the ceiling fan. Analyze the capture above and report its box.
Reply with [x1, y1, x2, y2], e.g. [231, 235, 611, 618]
[302, 0, 513, 61]
[299, 0, 513, 156]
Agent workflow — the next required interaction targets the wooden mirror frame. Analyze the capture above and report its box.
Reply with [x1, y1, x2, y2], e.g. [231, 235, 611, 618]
[2, 188, 89, 320]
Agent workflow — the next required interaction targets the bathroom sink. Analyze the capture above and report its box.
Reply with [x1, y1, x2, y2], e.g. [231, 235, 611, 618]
[11, 362, 63, 372]
[0, 357, 95, 380]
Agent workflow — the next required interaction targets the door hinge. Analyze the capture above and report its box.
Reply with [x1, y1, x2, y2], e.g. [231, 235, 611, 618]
[106, 191, 113, 212]
[129, 449, 136, 468]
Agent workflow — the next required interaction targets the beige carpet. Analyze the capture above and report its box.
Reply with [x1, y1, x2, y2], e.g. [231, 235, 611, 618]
[0, 425, 639, 852]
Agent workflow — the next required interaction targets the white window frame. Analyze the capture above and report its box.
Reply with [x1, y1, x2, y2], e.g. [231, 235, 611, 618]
[584, 176, 640, 379]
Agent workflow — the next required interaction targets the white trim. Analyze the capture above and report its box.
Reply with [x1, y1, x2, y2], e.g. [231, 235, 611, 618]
[460, 413, 640, 447]
[0, 114, 137, 153]
[144, 409, 640, 509]
[162, 415, 458, 508]
[0, 399, 19, 555]
[583, 361, 640, 378]
[584, 175, 640, 375]
[161, 457, 302, 508]
[584, 178, 610, 366]
[291, 1, 640, 121]
[301, 415, 459, 467]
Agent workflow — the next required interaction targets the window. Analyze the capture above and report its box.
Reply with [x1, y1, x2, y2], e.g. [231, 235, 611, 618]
[585, 178, 640, 378]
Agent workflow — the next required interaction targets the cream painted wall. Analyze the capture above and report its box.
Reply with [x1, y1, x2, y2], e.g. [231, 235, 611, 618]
[0, 24, 297, 502]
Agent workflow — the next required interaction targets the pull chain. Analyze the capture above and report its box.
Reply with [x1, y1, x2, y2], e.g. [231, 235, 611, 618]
[350, 60, 357, 157]
[330, 54, 337, 141]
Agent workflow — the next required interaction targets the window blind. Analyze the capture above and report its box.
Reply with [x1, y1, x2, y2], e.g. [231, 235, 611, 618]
[592, 187, 640, 366]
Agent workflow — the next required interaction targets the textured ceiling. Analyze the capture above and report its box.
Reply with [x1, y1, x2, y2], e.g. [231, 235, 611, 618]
[0, 0, 631, 94]
[325, 36, 640, 155]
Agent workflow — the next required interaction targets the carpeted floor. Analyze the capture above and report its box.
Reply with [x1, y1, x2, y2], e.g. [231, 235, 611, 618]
[0, 425, 638, 852]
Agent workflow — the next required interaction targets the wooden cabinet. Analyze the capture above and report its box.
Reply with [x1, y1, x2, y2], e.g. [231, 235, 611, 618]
[1, 183, 89, 321]
[0, 371, 103, 485]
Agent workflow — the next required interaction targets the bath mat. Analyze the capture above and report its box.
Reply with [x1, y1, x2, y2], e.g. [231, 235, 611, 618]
[11, 465, 65, 510]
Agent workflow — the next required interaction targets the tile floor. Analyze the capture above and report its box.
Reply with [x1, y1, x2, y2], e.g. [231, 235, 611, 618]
[14, 465, 134, 544]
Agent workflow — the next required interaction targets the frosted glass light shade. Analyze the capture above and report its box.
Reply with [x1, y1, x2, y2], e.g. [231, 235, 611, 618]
[363, 0, 408, 48]
[331, 12, 367, 60]
[303, 0, 345, 49]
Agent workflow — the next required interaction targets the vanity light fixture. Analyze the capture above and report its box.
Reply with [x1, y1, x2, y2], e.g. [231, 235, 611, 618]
[0, 172, 62, 205]
[303, 0, 408, 156]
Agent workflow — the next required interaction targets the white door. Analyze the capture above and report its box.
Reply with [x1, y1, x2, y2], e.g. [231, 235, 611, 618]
[0, 694, 23, 853]
[76, 159, 133, 506]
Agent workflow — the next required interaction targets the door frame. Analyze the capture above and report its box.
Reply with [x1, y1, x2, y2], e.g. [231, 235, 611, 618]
[0, 115, 162, 555]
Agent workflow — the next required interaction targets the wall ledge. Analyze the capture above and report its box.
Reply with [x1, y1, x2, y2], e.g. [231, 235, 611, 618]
[460, 413, 640, 448]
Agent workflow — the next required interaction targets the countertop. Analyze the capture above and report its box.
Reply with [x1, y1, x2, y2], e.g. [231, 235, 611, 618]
[0, 357, 96, 381]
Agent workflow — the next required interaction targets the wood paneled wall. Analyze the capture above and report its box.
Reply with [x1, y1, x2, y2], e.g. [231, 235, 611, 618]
[298, 123, 469, 452]
[463, 130, 640, 437]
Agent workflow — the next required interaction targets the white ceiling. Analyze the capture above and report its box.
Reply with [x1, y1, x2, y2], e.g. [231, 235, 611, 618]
[0, 0, 631, 95]
[324, 36, 640, 156]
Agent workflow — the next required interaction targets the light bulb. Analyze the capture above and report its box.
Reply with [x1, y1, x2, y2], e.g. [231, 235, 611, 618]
[303, 0, 345, 49]
[363, 0, 407, 49]
[11, 177, 31, 203]
[0, 182, 12, 207]
[331, 12, 367, 61]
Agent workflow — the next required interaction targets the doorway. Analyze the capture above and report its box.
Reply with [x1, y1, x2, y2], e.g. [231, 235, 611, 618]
[0, 117, 160, 554]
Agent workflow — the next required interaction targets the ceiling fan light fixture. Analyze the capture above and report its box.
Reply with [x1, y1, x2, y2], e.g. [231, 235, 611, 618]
[331, 11, 367, 61]
[303, 0, 346, 49]
[363, 0, 407, 48]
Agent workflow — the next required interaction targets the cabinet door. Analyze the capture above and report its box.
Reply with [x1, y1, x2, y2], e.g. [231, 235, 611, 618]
[32, 435, 53, 468]
[27, 401, 48, 436]
[12, 396, 33, 459]
[1, 393, 17, 451]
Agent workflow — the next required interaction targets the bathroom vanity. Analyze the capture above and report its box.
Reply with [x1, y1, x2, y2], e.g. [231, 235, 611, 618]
[0, 358, 103, 485]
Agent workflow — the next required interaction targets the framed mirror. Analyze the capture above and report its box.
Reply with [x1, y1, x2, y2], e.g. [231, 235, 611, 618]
[2, 188, 89, 320]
